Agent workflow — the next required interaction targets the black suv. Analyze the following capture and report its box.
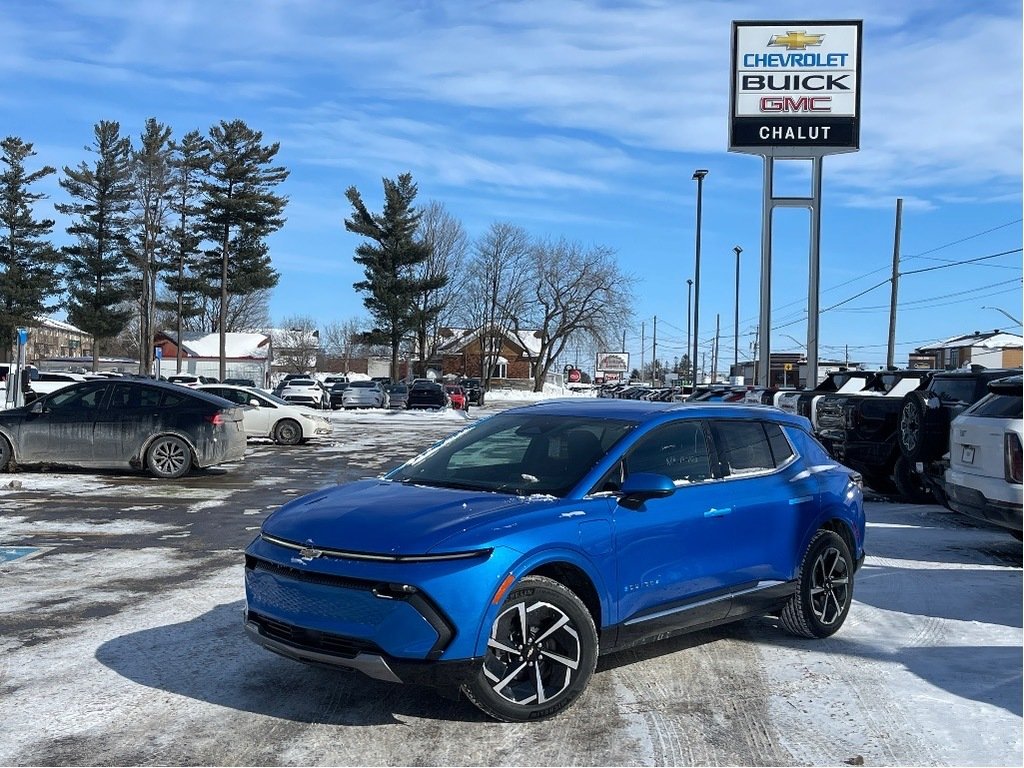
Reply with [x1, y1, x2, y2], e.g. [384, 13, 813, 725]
[461, 377, 485, 406]
[828, 367, 1020, 502]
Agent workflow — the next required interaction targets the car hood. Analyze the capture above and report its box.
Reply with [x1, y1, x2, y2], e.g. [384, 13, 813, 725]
[260, 479, 555, 554]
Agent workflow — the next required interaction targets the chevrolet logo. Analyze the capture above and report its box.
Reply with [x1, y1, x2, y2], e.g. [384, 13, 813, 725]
[298, 547, 323, 560]
[768, 31, 825, 50]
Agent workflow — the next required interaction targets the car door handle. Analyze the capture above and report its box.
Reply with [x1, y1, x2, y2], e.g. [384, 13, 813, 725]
[704, 507, 732, 518]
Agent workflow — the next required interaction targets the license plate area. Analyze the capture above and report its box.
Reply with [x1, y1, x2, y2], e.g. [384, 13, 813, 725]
[961, 445, 975, 464]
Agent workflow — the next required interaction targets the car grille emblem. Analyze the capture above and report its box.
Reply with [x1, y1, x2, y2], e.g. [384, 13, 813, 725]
[298, 547, 323, 560]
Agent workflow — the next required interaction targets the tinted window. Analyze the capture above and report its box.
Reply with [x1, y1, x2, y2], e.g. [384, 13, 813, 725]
[110, 383, 162, 408]
[765, 422, 795, 465]
[48, 384, 107, 412]
[968, 393, 1023, 419]
[627, 421, 712, 483]
[161, 391, 188, 408]
[711, 421, 775, 475]
[930, 378, 977, 404]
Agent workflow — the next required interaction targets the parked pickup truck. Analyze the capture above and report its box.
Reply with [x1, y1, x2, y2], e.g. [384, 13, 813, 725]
[827, 367, 1020, 502]
[776, 369, 882, 432]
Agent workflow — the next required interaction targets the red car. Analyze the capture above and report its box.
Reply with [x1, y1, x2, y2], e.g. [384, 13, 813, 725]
[444, 384, 468, 410]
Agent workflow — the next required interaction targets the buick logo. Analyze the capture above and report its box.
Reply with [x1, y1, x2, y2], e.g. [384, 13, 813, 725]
[298, 547, 323, 560]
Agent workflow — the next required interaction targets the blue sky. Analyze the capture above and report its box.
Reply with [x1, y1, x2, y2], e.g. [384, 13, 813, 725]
[2, 0, 1021, 372]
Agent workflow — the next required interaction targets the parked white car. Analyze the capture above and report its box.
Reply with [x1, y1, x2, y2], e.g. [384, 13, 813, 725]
[198, 385, 332, 445]
[341, 380, 389, 409]
[944, 375, 1022, 538]
[167, 374, 218, 388]
[277, 378, 328, 409]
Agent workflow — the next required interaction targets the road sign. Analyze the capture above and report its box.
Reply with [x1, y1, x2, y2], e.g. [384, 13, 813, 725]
[17, 328, 28, 345]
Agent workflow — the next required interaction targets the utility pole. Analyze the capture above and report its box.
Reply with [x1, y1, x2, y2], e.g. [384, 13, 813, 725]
[686, 279, 693, 387]
[886, 198, 903, 369]
[621, 329, 626, 353]
[652, 315, 658, 385]
[640, 322, 645, 383]
[712, 313, 720, 384]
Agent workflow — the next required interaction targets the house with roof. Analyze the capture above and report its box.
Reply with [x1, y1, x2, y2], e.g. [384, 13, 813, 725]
[912, 330, 1023, 370]
[153, 330, 272, 384]
[431, 326, 543, 381]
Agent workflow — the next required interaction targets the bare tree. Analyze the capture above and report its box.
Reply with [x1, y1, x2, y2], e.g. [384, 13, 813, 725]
[462, 222, 531, 389]
[322, 317, 364, 373]
[274, 314, 320, 373]
[412, 201, 467, 373]
[189, 289, 271, 333]
[511, 238, 634, 392]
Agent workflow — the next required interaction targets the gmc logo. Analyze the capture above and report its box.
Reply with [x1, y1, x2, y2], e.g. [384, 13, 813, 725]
[760, 96, 832, 113]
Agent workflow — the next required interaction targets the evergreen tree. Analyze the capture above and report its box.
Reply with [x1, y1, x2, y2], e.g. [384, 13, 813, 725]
[200, 119, 287, 379]
[0, 137, 59, 363]
[344, 173, 445, 381]
[56, 121, 134, 371]
[162, 129, 209, 372]
[127, 118, 173, 374]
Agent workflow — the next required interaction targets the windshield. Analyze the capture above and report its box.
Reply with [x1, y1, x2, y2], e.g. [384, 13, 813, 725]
[930, 378, 977, 404]
[387, 413, 634, 497]
[259, 391, 293, 406]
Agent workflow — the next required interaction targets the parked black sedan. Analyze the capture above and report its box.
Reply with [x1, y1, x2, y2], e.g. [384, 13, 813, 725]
[0, 379, 246, 479]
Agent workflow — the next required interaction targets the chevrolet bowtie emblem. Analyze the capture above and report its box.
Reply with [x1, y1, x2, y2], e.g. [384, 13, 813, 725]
[768, 31, 825, 50]
[298, 546, 323, 559]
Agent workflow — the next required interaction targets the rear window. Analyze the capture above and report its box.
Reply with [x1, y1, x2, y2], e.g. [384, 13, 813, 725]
[966, 393, 1022, 419]
[349, 381, 375, 388]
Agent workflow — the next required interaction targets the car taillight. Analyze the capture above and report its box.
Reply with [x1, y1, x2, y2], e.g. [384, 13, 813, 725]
[206, 412, 225, 427]
[1005, 432, 1022, 484]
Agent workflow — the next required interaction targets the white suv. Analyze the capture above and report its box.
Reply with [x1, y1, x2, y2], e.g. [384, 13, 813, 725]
[945, 375, 1022, 538]
[278, 377, 328, 409]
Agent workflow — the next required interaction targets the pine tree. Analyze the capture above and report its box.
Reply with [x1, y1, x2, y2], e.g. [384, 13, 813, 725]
[56, 121, 134, 371]
[0, 137, 59, 363]
[127, 118, 173, 374]
[162, 129, 209, 373]
[345, 173, 446, 381]
[200, 119, 287, 379]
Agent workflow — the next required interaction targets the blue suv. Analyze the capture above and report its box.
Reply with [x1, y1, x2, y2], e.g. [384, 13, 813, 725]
[244, 400, 865, 721]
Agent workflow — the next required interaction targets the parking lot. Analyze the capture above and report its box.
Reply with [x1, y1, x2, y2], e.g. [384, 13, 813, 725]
[0, 401, 1020, 766]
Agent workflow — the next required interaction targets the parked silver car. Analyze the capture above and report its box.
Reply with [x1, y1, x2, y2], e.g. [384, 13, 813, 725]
[341, 380, 389, 409]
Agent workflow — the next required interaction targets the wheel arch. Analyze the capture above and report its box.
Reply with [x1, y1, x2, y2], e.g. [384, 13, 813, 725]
[0, 427, 17, 467]
[818, 515, 858, 563]
[524, 560, 603, 638]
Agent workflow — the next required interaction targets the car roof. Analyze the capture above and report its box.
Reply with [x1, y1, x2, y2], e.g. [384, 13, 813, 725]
[57, 378, 233, 407]
[503, 398, 809, 427]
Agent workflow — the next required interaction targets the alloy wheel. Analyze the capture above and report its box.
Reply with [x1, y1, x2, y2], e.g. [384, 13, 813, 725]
[899, 402, 920, 453]
[151, 438, 187, 476]
[483, 600, 581, 706]
[809, 546, 850, 626]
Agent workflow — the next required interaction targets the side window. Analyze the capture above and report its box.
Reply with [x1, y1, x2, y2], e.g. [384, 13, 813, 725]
[765, 422, 795, 466]
[160, 391, 187, 408]
[711, 421, 775, 475]
[48, 384, 107, 412]
[626, 421, 712, 484]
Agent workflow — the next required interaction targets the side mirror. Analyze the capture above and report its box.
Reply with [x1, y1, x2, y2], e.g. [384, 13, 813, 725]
[619, 472, 676, 508]
[249, 399, 261, 407]
[30, 400, 44, 415]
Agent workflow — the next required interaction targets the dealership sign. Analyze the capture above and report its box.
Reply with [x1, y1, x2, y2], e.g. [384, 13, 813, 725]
[596, 352, 629, 373]
[730, 20, 862, 155]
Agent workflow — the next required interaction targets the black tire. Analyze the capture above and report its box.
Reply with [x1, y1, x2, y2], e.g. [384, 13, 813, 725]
[0, 435, 12, 472]
[462, 575, 598, 722]
[146, 435, 193, 479]
[273, 419, 302, 446]
[898, 392, 947, 461]
[893, 455, 932, 504]
[781, 529, 854, 639]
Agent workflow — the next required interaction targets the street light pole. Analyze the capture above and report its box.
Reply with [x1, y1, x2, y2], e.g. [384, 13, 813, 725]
[692, 169, 708, 389]
[686, 278, 693, 385]
[733, 245, 742, 379]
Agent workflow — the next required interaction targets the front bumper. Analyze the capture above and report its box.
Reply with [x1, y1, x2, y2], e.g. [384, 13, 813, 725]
[244, 613, 480, 688]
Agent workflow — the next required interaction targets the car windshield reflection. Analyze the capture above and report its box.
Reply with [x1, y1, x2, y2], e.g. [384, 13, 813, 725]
[387, 413, 633, 497]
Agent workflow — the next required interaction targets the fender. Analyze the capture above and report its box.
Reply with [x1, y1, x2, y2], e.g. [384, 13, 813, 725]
[468, 544, 612, 659]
